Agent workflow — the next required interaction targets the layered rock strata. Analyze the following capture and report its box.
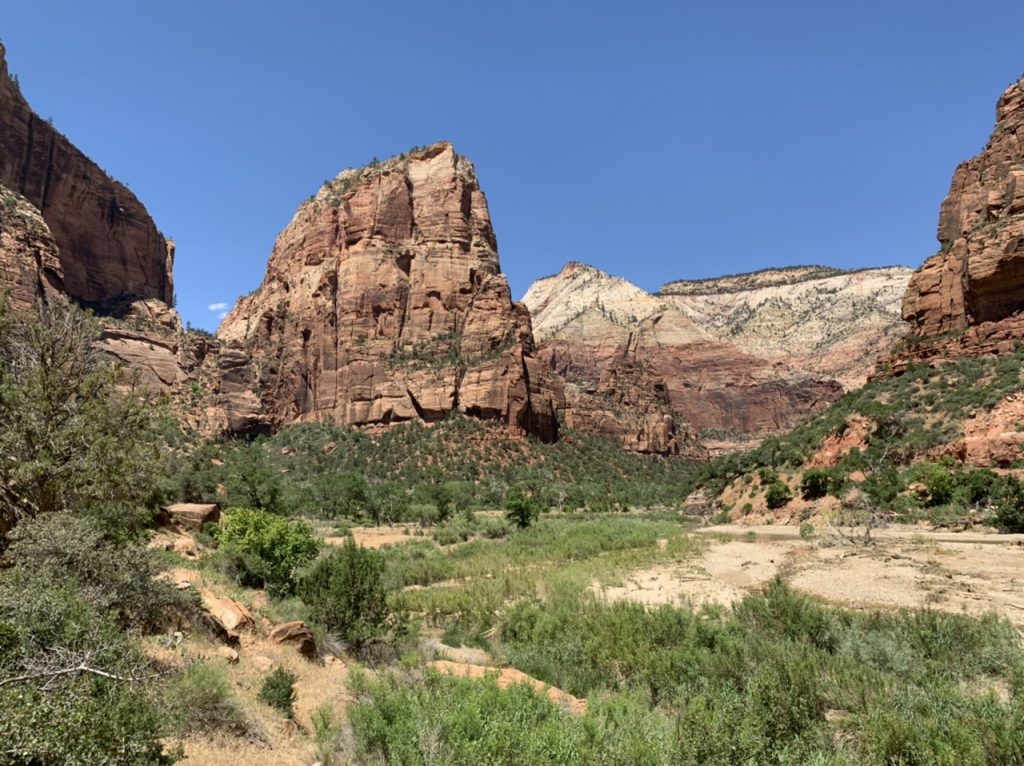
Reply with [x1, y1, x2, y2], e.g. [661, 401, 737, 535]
[902, 77, 1024, 343]
[660, 266, 911, 389]
[0, 44, 172, 307]
[218, 143, 559, 439]
[524, 263, 883, 454]
[0, 184, 64, 310]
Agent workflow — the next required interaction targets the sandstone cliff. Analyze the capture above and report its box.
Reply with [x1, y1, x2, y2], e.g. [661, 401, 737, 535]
[524, 263, 865, 454]
[902, 77, 1024, 345]
[0, 184, 64, 310]
[218, 143, 558, 439]
[0, 44, 172, 308]
[660, 266, 911, 389]
[0, 47, 263, 437]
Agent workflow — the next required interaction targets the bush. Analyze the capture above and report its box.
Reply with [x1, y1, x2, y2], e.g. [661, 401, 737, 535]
[0, 682, 176, 765]
[764, 481, 792, 510]
[170, 662, 248, 734]
[862, 465, 904, 507]
[800, 469, 830, 500]
[506, 487, 541, 529]
[298, 538, 403, 652]
[214, 508, 320, 596]
[478, 516, 511, 539]
[0, 578, 176, 764]
[259, 666, 297, 718]
[912, 462, 956, 506]
[225, 443, 284, 514]
[432, 517, 475, 545]
[5, 511, 191, 632]
[992, 475, 1024, 532]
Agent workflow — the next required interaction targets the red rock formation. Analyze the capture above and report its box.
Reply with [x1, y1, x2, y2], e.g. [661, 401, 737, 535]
[0, 44, 172, 307]
[95, 303, 268, 437]
[0, 184, 64, 310]
[903, 78, 1024, 339]
[218, 143, 558, 439]
[526, 263, 845, 454]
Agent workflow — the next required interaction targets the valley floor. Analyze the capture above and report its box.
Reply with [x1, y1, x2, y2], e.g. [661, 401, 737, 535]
[601, 524, 1024, 629]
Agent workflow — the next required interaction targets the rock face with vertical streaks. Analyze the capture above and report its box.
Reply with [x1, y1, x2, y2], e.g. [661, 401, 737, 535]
[0, 43, 173, 309]
[218, 142, 559, 439]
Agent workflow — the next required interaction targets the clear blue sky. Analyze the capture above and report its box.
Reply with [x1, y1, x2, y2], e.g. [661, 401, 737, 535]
[3, 1, 1023, 330]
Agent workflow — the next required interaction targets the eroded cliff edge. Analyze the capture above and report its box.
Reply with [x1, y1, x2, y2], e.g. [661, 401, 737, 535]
[218, 143, 560, 440]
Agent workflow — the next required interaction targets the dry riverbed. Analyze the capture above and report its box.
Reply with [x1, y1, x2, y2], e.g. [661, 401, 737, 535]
[596, 524, 1024, 628]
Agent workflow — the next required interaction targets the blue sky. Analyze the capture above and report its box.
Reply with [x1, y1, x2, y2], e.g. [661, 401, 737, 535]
[3, 1, 1023, 330]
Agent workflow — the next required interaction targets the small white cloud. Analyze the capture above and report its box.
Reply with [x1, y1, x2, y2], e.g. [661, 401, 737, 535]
[217, 311, 228, 320]
[207, 302, 228, 312]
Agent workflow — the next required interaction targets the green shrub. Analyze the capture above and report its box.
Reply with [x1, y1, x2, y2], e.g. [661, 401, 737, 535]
[258, 666, 297, 718]
[169, 662, 248, 734]
[956, 468, 998, 506]
[992, 475, 1024, 532]
[5, 511, 191, 631]
[0, 682, 176, 765]
[432, 517, 475, 545]
[0, 578, 177, 764]
[214, 508, 320, 596]
[0, 301, 166, 531]
[862, 466, 904, 507]
[478, 516, 512, 539]
[298, 538, 403, 652]
[711, 509, 732, 525]
[225, 443, 284, 514]
[349, 671, 676, 766]
[912, 462, 956, 506]
[800, 469, 832, 500]
[506, 487, 541, 529]
[758, 467, 779, 485]
[765, 481, 793, 509]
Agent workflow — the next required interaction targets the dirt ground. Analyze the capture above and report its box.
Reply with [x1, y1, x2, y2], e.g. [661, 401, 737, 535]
[323, 525, 420, 549]
[597, 524, 1024, 628]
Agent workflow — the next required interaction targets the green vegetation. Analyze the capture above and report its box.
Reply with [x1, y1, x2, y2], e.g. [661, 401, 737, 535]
[169, 663, 249, 735]
[0, 301, 166, 531]
[163, 413, 697, 520]
[299, 538, 405, 653]
[696, 349, 1024, 527]
[259, 667, 298, 719]
[0, 302, 187, 764]
[505, 486, 541, 528]
[351, 579, 1024, 765]
[214, 507, 321, 596]
[765, 481, 793, 509]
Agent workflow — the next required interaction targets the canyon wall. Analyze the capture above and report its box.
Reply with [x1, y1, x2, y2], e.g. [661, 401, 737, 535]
[218, 143, 559, 439]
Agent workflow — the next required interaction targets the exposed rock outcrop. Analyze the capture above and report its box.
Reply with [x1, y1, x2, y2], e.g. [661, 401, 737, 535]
[902, 77, 1024, 342]
[0, 184, 64, 310]
[0, 44, 172, 308]
[218, 143, 558, 439]
[524, 263, 872, 454]
[95, 306, 267, 437]
[660, 266, 911, 389]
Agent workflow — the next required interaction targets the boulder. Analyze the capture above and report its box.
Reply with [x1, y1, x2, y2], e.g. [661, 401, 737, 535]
[268, 621, 318, 661]
[160, 503, 220, 531]
[200, 590, 253, 634]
